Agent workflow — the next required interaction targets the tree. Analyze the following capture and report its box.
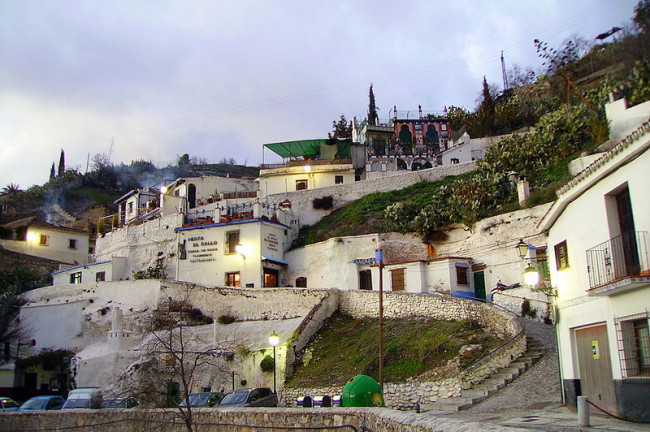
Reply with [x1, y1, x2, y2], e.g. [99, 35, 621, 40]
[50, 163, 56, 180]
[634, 0, 650, 34]
[177, 153, 191, 167]
[506, 64, 537, 88]
[368, 84, 379, 126]
[328, 114, 352, 140]
[57, 149, 65, 177]
[1, 183, 21, 195]
[114, 286, 233, 432]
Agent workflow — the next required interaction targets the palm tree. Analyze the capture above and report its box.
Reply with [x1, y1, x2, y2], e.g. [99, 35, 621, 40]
[1, 183, 21, 195]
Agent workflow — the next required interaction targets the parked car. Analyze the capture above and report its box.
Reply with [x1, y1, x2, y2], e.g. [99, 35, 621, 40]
[218, 388, 278, 407]
[178, 392, 224, 408]
[61, 388, 103, 409]
[17, 395, 65, 411]
[100, 397, 139, 409]
[0, 397, 19, 413]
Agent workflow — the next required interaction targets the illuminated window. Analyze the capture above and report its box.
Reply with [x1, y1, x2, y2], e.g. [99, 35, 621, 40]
[225, 272, 241, 287]
[390, 268, 405, 291]
[39, 235, 48, 246]
[70, 272, 82, 284]
[225, 231, 240, 255]
[296, 180, 308, 191]
[554, 240, 569, 270]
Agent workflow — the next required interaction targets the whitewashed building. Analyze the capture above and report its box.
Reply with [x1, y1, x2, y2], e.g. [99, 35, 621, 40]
[52, 258, 129, 286]
[176, 216, 292, 288]
[0, 216, 90, 265]
[540, 97, 650, 421]
[259, 139, 356, 197]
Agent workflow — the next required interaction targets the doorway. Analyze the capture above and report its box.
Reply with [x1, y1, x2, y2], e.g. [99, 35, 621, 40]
[473, 271, 486, 300]
[263, 268, 279, 287]
[575, 324, 617, 414]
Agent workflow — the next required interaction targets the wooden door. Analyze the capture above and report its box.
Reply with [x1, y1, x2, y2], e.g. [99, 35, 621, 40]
[575, 325, 618, 414]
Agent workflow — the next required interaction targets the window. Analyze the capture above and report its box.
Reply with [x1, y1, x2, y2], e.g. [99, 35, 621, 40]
[296, 180, 308, 191]
[335, 175, 344, 185]
[68, 239, 77, 249]
[39, 235, 48, 246]
[225, 231, 240, 255]
[96, 271, 106, 282]
[456, 265, 469, 285]
[225, 272, 241, 287]
[450, 158, 459, 165]
[441, 124, 447, 131]
[359, 269, 372, 290]
[390, 268, 405, 291]
[70, 272, 82, 284]
[615, 313, 650, 378]
[296, 277, 307, 288]
[554, 240, 569, 270]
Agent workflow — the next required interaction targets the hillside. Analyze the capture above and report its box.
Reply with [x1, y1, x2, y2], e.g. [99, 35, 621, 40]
[287, 312, 505, 388]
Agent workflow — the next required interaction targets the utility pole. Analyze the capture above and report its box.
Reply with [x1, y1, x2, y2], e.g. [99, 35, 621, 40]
[376, 246, 385, 389]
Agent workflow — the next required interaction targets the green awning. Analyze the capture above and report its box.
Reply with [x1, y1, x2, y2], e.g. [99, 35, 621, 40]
[264, 139, 327, 158]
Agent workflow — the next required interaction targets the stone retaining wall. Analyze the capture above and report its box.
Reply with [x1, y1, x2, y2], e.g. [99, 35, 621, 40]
[266, 162, 476, 227]
[283, 291, 526, 408]
[0, 408, 524, 432]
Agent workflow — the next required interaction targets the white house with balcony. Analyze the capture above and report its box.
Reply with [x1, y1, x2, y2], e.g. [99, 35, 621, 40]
[259, 139, 356, 197]
[540, 97, 650, 421]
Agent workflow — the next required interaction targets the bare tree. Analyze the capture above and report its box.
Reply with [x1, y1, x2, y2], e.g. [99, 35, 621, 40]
[114, 285, 235, 432]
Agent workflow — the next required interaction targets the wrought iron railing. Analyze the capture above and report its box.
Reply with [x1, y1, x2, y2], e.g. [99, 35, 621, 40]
[261, 159, 352, 169]
[587, 231, 649, 289]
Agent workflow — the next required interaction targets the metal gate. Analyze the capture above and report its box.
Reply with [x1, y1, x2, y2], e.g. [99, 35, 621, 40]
[575, 324, 618, 414]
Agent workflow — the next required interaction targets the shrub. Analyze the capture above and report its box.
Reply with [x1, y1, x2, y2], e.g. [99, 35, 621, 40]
[313, 196, 334, 210]
[218, 315, 236, 324]
[260, 355, 275, 373]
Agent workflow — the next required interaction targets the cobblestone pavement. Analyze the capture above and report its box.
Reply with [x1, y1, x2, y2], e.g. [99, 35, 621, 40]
[428, 320, 650, 431]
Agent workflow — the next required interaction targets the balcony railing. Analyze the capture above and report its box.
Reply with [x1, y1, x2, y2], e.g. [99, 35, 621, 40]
[587, 231, 650, 292]
[261, 159, 352, 170]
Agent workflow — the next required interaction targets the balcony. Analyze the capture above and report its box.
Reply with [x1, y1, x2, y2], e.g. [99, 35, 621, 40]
[587, 231, 650, 295]
[260, 159, 351, 170]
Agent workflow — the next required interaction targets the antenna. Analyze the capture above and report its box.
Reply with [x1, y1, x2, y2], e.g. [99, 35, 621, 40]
[108, 138, 115, 164]
[501, 50, 509, 92]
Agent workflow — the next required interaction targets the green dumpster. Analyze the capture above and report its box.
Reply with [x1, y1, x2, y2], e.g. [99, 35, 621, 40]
[341, 375, 385, 407]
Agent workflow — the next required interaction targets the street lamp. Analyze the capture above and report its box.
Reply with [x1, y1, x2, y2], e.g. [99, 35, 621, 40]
[515, 238, 529, 260]
[269, 331, 279, 394]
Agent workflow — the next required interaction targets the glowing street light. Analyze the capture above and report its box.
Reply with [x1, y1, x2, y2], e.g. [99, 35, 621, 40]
[269, 331, 280, 394]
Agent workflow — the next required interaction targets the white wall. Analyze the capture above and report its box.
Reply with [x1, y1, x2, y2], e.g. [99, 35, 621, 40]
[259, 164, 355, 197]
[177, 219, 290, 288]
[1, 227, 89, 264]
[52, 258, 129, 286]
[606, 97, 650, 143]
[545, 132, 650, 379]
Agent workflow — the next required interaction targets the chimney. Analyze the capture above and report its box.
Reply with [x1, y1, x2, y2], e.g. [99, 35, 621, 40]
[517, 179, 530, 206]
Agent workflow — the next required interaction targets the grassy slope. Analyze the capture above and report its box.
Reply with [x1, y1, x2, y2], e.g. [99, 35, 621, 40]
[286, 312, 504, 388]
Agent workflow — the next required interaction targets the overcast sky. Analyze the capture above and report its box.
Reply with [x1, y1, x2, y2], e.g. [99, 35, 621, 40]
[0, 0, 638, 188]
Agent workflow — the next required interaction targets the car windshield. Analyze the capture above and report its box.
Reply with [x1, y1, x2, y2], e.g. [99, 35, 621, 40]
[179, 393, 208, 407]
[64, 399, 90, 409]
[219, 391, 248, 405]
[100, 399, 124, 408]
[20, 399, 47, 410]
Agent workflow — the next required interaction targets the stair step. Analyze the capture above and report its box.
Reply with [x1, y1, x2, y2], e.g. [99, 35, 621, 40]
[474, 383, 502, 392]
[489, 373, 516, 383]
[462, 389, 489, 398]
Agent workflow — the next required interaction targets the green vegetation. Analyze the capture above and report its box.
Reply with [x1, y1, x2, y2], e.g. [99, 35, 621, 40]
[287, 312, 504, 388]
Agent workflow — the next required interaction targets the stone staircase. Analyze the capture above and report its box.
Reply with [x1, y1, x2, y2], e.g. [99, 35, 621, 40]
[421, 336, 544, 413]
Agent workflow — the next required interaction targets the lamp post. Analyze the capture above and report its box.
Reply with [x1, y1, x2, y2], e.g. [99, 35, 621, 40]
[515, 238, 539, 286]
[269, 331, 279, 394]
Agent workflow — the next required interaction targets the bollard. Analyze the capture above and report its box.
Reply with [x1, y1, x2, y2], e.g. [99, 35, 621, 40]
[578, 396, 590, 427]
[322, 395, 332, 407]
[302, 395, 313, 408]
